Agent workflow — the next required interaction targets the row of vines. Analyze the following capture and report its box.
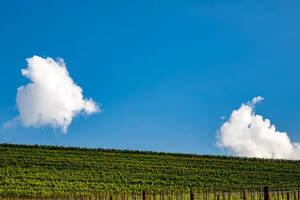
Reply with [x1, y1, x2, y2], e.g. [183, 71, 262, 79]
[0, 144, 300, 198]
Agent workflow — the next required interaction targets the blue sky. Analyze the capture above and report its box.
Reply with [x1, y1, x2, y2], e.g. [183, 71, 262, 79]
[1, 1, 300, 155]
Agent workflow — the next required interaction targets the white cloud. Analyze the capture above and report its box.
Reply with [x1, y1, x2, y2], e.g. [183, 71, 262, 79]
[249, 96, 264, 105]
[217, 97, 300, 160]
[11, 55, 100, 133]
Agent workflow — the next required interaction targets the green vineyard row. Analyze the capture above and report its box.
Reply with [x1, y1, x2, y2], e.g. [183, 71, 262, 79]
[0, 143, 300, 197]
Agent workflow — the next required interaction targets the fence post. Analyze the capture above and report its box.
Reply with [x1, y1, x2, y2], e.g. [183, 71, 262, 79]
[190, 189, 194, 200]
[243, 190, 246, 200]
[264, 186, 270, 200]
[143, 191, 146, 200]
[287, 192, 290, 200]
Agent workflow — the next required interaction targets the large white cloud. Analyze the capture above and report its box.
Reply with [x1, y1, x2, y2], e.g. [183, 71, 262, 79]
[13, 55, 100, 132]
[217, 97, 300, 160]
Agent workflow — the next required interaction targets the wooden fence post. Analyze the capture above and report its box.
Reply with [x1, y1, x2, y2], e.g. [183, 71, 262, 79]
[264, 186, 270, 200]
[190, 189, 194, 200]
[143, 191, 146, 200]
[243, 190, 246, 200]
[287, 192, 290, 200]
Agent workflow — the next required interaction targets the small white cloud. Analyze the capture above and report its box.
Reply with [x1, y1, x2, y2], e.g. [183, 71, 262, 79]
[2, 117, 20, 130]
[249, 96, 264, 106]
[10, 55, 100, 133]
[217, 97, 300, 160]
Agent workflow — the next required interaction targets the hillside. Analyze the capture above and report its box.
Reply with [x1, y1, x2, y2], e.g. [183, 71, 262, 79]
[0, 143, 300, 197]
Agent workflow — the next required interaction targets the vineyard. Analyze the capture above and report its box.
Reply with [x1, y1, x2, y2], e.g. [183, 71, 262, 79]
[0, 144, 300, 199]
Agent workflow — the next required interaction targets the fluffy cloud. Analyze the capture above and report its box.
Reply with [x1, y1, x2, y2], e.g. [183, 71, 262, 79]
[217, 97, 300, 160]
[13, 55, 100, 132]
